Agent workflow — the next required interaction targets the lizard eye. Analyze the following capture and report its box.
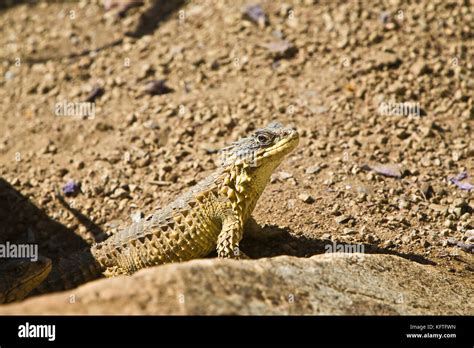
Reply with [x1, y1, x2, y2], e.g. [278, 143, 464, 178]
[256, 132, 273, 146]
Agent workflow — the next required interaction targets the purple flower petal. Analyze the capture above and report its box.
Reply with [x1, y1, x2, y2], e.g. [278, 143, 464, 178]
[452, 171, 468, 181]
[62, 181, 80, 196]
[243, 4, 268, 26]
[452, 180, 474, 191]
[449, 172, 474, 191]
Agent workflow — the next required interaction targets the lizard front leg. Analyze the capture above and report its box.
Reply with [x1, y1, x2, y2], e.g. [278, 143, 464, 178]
[217, 214, 249, 259]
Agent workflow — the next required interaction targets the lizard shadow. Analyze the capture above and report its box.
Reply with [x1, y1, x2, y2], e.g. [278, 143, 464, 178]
[241, 224, 436, 266]
[1, 0, 186, 64]
[0, 178, 92, 256]
[0, 178, 104, 296]
[0, 0, 31, 11]
[125, 0, 187, 39]
[55, 190, 108, 243]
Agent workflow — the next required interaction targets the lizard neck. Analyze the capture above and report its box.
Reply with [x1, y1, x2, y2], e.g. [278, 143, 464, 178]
[221, 161, 278, 222]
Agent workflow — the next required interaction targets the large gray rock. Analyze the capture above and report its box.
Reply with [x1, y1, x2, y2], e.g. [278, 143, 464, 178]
[0, 253, 472, 315]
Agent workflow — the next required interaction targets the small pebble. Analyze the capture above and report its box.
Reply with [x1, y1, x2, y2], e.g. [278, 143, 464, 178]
[298, 193, 315, 204]
[305, 165, 321, 174]
[278, 171, 293, 180]
[143, 80, 173, 96]
[335, 215, 351, 224]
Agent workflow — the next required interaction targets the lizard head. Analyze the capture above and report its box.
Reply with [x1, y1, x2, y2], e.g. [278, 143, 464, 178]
[0, 256, 52, 303]
[220, 122, 299, 170]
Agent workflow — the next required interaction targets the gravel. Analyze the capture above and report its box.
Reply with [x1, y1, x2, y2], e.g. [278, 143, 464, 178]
[0, 0, 472, 276]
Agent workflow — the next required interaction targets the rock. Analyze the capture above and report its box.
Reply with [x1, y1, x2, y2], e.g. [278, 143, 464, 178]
[444, 219, 454, 229]
[136, 157, 151, 167]
[419, 182, 434, 199]
[335, 215, 351, 224]
[342, 228, 356, 235]
[111, 188, 129, 199]
[362, 163, 403, 178]
[420, 239, 431, 248]
[57, 168, 69, 177]
[95, 122, 113, 132]
[75, 161, 85, 170]
[138, 63, 154, 79]
[446, 237, 458, 246]
[298, 193, 314, 204]
[263, 40, 298, 60]
[84, 85, 104, 102]
[305, 165, 321, 174]
[126, 114, 137, 126]
[42, 144, 57, 154]
[278, 171, 293, 180]
[142, 80, 173, 96]
[4, 70, 14, 81]
[370, 52, 401, 70]
[461, 106, 474, 119]
[452, 198, 467, 208]
[321, 233, 332, 240]
[401, 235, 411, 244]
[396, 129, 410, 140]
[0, 254, 471, 315]
[429, 204, 447, 213]
[411, 60, 430, 76]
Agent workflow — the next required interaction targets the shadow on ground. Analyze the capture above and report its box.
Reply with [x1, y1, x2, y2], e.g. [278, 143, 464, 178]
[0, 0, 33, 11]
[0, 178, 104, 296]
[241, 224, 437, 266]
[0, 178, 90, 254]
[1, 0, 186, 64]
[126, 0, 186, 38]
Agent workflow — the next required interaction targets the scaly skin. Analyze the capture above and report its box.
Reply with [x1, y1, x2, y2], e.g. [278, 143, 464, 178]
[37, 122, 299, 292]
[0, 256, 52, 304]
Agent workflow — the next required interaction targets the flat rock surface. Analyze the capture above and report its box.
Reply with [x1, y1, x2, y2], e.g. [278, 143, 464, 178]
[1, 253, 472, 315]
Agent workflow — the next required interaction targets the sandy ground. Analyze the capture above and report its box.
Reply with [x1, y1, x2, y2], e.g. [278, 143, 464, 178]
[0, 0, 472, 293]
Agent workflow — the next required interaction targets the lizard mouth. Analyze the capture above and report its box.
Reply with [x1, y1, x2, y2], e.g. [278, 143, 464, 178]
[221, 124, 299, 168]
[5, 258, 52, 303]
[251, 129, 299, 167]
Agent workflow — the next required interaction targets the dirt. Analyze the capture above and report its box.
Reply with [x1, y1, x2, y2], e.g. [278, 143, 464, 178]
[0, 0, 472, 294]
